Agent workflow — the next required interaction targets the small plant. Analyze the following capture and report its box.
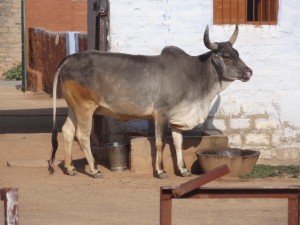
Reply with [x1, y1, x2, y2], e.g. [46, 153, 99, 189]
[240, 164, 300, 179]
[275, 165, 300, 178]
[4, 64, 22, 80]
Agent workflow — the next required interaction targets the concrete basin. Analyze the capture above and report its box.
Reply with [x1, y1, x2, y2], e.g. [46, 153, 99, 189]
[196, 148, 260, 177]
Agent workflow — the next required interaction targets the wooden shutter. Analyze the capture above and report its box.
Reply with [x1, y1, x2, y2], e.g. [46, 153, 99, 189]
[213, 0, 277, 25]
[250, 0, 278, 24]
[230, 0, 238, 24]
[222, 0, 231, 24]
[214, 0, 224, 25]
[214, 0, 246, 25]
[237, 0, 246, 24]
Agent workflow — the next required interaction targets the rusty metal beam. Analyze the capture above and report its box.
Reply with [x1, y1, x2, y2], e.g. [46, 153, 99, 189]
[1, 188, 19, 225]
[161, 186, 300, 225]
[172, 164, 229, 197]
[183, 187, 300, 199]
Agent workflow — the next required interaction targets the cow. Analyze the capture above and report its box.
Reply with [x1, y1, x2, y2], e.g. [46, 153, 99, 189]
[49, 25, 252, 179]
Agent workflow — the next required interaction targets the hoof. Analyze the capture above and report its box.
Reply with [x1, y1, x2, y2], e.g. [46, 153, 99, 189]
[180, 170, 192, 177]
[157, 172, 169, 179]
[93, 171, 103, 179]
[67, 169, 77, 176]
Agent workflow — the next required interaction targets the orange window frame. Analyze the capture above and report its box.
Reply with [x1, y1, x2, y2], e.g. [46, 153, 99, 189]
[213, 0, 279, 25]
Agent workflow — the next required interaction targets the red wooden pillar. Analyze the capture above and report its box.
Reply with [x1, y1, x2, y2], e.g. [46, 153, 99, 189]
[160, 187, 172, 225]
[288, 197, 300, 225]
[1, 188, 19, 225]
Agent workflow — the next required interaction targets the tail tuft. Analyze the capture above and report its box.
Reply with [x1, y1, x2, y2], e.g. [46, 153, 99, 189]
[49, 126, 58, 174]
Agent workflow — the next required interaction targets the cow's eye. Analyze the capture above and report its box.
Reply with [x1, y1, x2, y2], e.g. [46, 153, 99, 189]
[222, 53, 231, 58]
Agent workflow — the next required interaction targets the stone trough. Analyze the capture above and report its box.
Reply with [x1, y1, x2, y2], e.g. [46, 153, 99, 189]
[196, 148, 260, 177]
[128, 130, 228, 176]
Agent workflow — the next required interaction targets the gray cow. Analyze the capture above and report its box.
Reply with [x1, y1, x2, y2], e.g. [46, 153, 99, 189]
[50, 25, 252, 178]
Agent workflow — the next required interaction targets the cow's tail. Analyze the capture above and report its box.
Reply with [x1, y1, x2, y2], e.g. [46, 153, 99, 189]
[49, 61, 64, 173]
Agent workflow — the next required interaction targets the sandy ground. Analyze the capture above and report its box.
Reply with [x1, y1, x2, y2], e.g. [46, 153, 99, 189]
[1, 81, 300, 225]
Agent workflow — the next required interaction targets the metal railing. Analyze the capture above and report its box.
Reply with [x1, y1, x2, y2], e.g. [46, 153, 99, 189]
[160, 165, 300, 225]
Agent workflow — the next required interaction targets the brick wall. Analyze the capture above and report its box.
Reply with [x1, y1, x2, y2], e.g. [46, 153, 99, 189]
[25, 0, 87, 92]
[26, 0, 87, 33]
[0, 0, 21, 65]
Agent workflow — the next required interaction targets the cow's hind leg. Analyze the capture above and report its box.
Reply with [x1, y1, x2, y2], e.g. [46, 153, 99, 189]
[75, 104, 102, 178]
[154, 115, 169, 179]
[62, 108, 77, 176]
[171, 127, 191, 177]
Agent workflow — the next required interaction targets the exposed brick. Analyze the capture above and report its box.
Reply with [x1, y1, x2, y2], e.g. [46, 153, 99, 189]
[271, 130, 284, 146]
[228, 134, 242, 147]
[276, 148, 300, 161]
[242, 102, 269, 116]
[230, 118, 250, 129]
[0, 0, 21, 65]
[0, 28, 9, 32]
[258, 148, 276, 159]
[206, 118, 227, 131]
[255, 118, 279, 130]
[8, 27, 20, 33]
[9, 8, 18, 13]
[219, 103, 242, 116]
[245, 133, 270, 146]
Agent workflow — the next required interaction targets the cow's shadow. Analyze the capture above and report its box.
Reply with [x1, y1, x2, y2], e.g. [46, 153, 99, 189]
[57, 158, 96, 178]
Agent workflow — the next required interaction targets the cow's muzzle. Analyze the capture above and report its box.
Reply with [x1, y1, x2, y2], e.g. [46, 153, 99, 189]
[241, 68, 253, 82]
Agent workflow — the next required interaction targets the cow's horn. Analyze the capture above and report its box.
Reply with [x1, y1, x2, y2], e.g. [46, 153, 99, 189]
[228, 25, 239, 45]
[204, 25, 218, 51]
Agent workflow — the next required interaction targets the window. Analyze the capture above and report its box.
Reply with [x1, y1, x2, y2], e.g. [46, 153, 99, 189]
[213, 0, 278, 25]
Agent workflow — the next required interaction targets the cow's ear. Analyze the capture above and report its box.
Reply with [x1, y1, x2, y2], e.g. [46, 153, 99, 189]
[212, 53, 226, 75]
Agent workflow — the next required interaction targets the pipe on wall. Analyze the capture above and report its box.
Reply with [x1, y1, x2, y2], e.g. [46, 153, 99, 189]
[21, 0, 26, 92]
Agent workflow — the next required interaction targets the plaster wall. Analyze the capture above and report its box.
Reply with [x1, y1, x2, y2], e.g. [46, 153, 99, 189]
[108, 0, 300, 163]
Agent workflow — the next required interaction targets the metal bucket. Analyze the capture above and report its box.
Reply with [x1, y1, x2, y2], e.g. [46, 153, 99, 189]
[105, 142, 129, 172]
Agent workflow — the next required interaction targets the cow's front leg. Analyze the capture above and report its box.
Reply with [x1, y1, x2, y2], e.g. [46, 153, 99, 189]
[154, 116, 169, 179]
[171, 127, 191, 177]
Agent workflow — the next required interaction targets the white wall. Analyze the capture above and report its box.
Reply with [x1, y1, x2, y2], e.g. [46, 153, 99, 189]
[108, 0, 300, 163]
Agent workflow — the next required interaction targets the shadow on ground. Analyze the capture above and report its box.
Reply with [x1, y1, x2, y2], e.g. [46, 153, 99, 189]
[0, 108, 67, 134]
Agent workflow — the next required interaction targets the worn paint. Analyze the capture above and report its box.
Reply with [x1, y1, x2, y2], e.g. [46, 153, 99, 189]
[1, 188, 19, 225]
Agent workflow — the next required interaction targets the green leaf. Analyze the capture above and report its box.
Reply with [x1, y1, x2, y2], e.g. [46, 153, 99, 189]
[4, 64, 22, 81]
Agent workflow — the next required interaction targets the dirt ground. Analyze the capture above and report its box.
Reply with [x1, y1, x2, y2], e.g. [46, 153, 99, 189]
[0, 61, 21, 80]
[1, 81, 300, 225]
